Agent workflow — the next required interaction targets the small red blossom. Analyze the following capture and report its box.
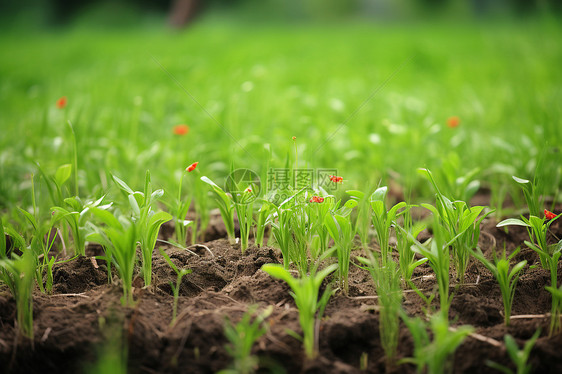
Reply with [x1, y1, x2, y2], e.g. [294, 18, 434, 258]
[545, 209, 557, 220]
[173, 124, 189, 136]
[186, 162, 198, 172]
[329, 175, 343, 183]
[309, 196, 324, 203]
[245, 187, 252, 193]
[56, 96, 67, 109]
[447, 116, 460, 128]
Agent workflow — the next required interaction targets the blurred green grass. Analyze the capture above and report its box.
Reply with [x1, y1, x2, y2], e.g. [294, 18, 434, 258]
[1, 17, 561, 209]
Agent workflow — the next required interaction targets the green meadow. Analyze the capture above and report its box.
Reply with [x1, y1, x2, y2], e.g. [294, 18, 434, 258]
[1, 17, 561, 212]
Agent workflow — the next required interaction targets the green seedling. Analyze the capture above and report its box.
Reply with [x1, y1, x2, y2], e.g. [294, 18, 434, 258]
[357, 254, 402, 370]
[201, 176, 236, 244]
[324, 211, 354, 294]
[234, 191, 255, 253]
[225, 169, 260, 253]
[400, 311, 473, 374]
[347, 189, 372, 250]
[267, 188, 311, 274]
[497, 213, 561, 334]
[51, 195, 111, 256]
[307, 192, 332, 261]
[395, 208, 428, 285]
[470, 247, 526, 326]
[0, 250, 36, 339]
[165, 169, 193, 247]
[408, 215, 454, 316]
[160, 249, 191, 325]
[420, 168, 493, 283]
[261, 262, 337, 359]
[219, 305, 273, 374]
[487, 330, 540, 374]
[369, 186, 408, 266]
[13, 177, 71, 295]
[113, 171, 172, 287]
[254, 200, 273, 248]
[35, 162, 73, 208]
[27, 215, 59, 294]
[87, 209, 137, 306]
[512, 175, 543, 217]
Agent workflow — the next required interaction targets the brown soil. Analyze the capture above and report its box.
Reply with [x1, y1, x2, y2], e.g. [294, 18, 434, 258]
[1, 212, 562, 373]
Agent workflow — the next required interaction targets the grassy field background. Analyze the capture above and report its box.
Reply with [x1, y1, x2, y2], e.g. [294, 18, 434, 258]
[1, 15, 561, 213]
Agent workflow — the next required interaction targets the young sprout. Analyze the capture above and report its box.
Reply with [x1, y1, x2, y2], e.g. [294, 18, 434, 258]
[497, 212, 561, 334]
[0, 250, 36, 339]
[113, 171, 172, 287]
[400, 311, 473, 374]
[254, 200, 273, 248]
[324, 212, 354, 294]
[166, 167, 194, 247]
[395, 209, 428, 285]
[470, 247, 526, 326]
[87, 209, 138, 306]
[261, 262, 337, 359]
[201, 176, 236, 244]
[512, 175, 543, 217]
[346, 189, 372, 250]
[420, 168, 493, 284]
[369, 186, 407, 266]
[219, 305, 273, 374]
[408, 215, 453, 316]
[159, 249, 191, 325]
[486, 330, 540, 374]
[267, 188, 310, 274]
[357, 254, 402, 370]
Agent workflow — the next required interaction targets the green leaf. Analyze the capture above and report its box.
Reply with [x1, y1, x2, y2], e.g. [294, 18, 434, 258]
[496, 218, 530, 228]
[128, 194, 141, 217]
[90, 207, 122, 230]
[112, 174, 135, 195]
[261, 264, 297, 290]
[344, 199, 358, 209]
[346, 190, 365, 200]
[370, 186, 388, 203]
[17, 207, 37, 231]
[55, 164, 72, 187]
[512, 176, 530, 185]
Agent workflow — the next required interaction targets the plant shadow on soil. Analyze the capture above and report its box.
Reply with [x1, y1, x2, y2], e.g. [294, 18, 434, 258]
[1, 208, 562, 373]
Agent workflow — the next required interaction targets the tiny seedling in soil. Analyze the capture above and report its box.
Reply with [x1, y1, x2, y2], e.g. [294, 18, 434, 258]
[400, 311, 474, 374]
[486, 330, 540, 374]
[218, 305, 273, 374]
[160, 249, 192, 325]
[87, 208, 138, 306]
[261, 262, 337, 360]
[0, 250, 36, 339]
[497, 212, 561, 334]
[470, 246, 527, 326]
[201, 176, 236, 245]
[357, 253, 402, 370]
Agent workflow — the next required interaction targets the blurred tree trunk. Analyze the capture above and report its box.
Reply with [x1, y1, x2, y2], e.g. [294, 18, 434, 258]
[169, 0, 200, 28]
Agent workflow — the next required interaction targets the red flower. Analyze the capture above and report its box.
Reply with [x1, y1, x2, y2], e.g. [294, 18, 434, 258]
[447, 116, 460, 128]
[186, 162, 198, 172]
[245, 187, 252, 193]
[545, 209, 557, 220]
[56, 96, 67, 109]
[329, 175, 343, 183]
[173, 124, 189, 136]
[309, 196, 324, 203]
